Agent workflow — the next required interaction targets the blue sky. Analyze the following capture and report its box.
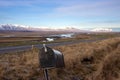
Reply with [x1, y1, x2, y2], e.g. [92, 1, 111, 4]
[0, 0, 120, 29]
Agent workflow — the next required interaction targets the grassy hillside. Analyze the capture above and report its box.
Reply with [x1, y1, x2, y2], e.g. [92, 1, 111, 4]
[0, 37, 120, 80]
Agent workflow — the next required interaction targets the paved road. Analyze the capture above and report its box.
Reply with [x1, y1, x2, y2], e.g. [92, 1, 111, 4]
[0, 38, 105, 54]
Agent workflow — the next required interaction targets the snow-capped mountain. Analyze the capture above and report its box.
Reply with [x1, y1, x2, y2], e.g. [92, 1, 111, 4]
[91, 28, 112, 32]
[0, 24, 85, 32]
[0, 24, 29, 31]
[1, 24, 114, 32]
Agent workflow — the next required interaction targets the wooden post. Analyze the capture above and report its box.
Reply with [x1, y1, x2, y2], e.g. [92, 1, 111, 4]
[32, 45, 34, 50]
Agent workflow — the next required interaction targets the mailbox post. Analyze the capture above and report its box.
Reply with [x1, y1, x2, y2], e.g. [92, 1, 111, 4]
[44, 69, 49, 80]
[39, 44, 65, 80]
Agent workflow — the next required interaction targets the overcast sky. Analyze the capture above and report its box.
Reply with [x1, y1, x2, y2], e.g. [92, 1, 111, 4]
[0, 0, 120, 29]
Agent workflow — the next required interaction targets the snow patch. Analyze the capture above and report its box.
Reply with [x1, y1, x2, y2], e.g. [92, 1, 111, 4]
[91, 28, 112, 32]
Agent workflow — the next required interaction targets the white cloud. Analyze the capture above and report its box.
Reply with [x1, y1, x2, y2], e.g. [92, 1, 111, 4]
[54, 0, 120, 17]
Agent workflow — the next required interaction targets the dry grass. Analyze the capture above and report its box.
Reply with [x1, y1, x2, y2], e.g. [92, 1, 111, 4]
[0, 48, 43, 80]
[0, 37, 120, 80]
[92, 47, 120, 80]
[53, 37, 120, 80]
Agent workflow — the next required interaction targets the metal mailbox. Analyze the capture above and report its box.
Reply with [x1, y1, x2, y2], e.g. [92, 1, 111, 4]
[39, 45, 65, 68]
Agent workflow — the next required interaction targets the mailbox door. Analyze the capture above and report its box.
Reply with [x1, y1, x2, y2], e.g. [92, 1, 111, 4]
[39, 47, 56, 68]
[56, 54, 65, 68]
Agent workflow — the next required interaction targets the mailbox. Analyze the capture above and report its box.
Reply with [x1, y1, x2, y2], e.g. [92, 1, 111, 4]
[39, 45, 65, 68]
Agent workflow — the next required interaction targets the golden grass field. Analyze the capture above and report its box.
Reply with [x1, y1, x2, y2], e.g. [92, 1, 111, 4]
[0, 37, 120, 80]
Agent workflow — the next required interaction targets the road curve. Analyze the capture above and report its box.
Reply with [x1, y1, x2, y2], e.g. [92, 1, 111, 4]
[0, 38, 105, 54]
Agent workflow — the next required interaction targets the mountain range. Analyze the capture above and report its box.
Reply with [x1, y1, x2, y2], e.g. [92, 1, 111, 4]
[0, 24, 29, 31]
[0, 24, 113, 32]
[0, 24, 86, 32]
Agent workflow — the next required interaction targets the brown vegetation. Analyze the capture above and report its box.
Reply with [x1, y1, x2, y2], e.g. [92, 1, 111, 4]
[0, 37, 120, 80]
